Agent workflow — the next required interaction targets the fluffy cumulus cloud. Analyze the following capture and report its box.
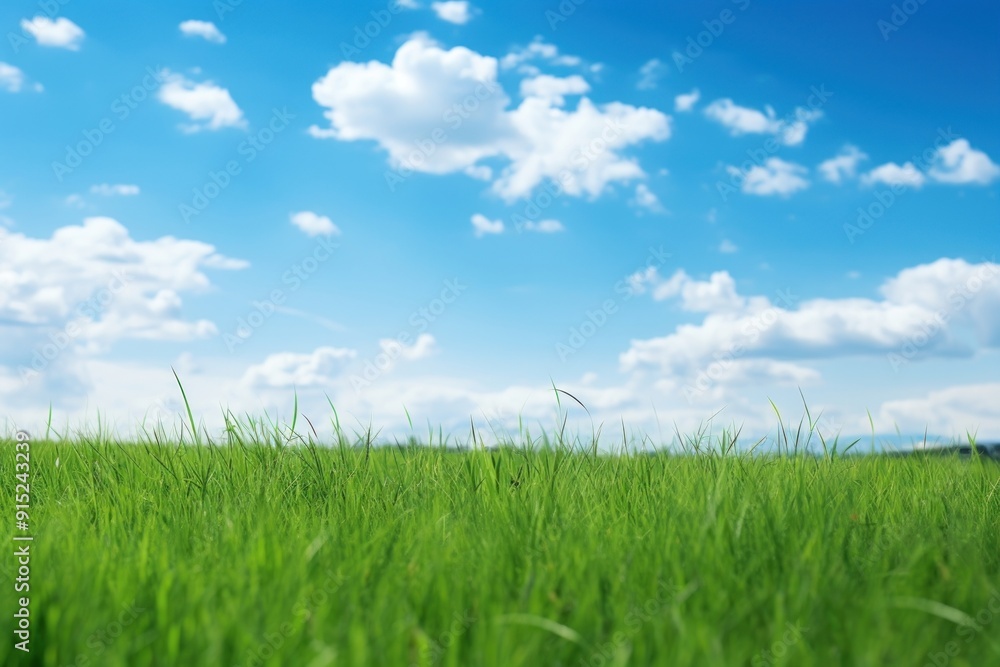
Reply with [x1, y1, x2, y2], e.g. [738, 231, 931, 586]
[179, 20, 227, 44]
[818, 145, 868, 184]
[471, 213, 504, 237]
[376, 334, 437, 371]
[622, 258, 1000, 387]
[519, 74, 589, 105]
[20, 16, 85, 50]
[628, 267, 749, 313]
[290, 211, 340, 237]
[674, 89, 700, 112]
[241, 334, 439, 394]
[431, 1, 473, 24]
[858, 139, 998, 189]
[157, 69, 246, 132]
[878, 383, 1000, 437]
[241, 347, 357, 389]
[0, 63, 25, 92]
[862, 161, 926, 188]
[496, 97, 669, 200]
[0, 217, 246, 373]
[310, 35, 670, 201]
[927, 139, 1000, 185]
[704, 98, 822, 146]
[728, 158, 809, 196]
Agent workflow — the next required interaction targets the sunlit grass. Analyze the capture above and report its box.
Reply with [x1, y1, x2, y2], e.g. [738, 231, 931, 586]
[1, 393, 999, 666]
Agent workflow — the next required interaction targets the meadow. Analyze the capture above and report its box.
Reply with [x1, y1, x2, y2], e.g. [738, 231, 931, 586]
[1, 409, 999, 666]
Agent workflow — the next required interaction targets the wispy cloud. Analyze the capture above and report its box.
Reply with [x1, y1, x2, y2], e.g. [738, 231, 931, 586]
[179, 20, 227, 44]
[20, 16, 84, 50]
[431, 1, 473, 24]
[157, 69, 246, 132]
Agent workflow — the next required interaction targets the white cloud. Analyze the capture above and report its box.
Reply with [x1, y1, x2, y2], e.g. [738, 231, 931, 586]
[20, 16, 84, 50]
[242, 336, 435, 394]
[631, 183, 664, 213]
[818, 145, 868, 184]
[927, 139, 1000, 185]
[179, 20, 227, 44]
[471, 213, 504, 237]
[500, 37, 582, 71]
[378, 333, 437, 364]
[310, 35, 670, 201]
[629, 268, 748, 313]
[90, 184, 140, 197]
[636, 59, 664, 90]
[522, 219, 564, 233]
[704, 98, 821, 146]
[878, 383, 1000, 437]
[727, 158, 809, 197]
[0, 63, 25, 92]
[497, 97, 670, 200]
[719, 239, 738, 254]
[622, 258, 1000, 382]
[475, 213, 561, 235]
[464, 165, 493, 180]
[290, 211, 341, 237]
[0, 217, 246, 351]
[519, 74, 589, 105]
[674, 89, 700, 112]
[310, 35, 508, 171]
[241, 347, 357, 389]
[431, 1, 473, 24]
[862, 161, 926, 188]
[157, 69, 246, 132]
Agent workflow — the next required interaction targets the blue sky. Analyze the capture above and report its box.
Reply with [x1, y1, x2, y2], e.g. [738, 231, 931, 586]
[2, 0, 998, 445]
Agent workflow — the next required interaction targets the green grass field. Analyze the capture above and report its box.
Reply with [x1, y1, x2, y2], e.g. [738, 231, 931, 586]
[2, 419, 999, 666]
